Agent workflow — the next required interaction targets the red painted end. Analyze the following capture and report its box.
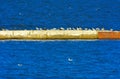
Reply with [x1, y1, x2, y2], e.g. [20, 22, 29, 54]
[98, 31, 120, 39]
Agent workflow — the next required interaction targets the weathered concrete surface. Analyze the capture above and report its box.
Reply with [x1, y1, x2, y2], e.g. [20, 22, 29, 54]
[0, 30, 98, 40]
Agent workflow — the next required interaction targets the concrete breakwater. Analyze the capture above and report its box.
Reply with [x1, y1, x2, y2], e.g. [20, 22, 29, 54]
[0, 30, 120, 40]
[0, 30, 98, 39]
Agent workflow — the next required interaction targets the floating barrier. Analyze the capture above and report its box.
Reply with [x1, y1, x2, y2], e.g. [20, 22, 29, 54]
[0, 28, 119, 40]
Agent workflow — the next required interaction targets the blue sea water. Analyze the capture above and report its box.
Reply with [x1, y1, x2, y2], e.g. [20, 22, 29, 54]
[0, 0, 120, 79]
[0, 0, 120, 30]
[0, 40, 120, 79]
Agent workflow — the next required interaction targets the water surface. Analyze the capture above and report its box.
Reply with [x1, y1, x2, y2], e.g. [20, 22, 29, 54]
[0, 40, 120, 79]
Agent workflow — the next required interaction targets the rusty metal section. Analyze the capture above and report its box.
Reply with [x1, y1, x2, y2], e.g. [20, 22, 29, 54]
[98, 31, 120, 39]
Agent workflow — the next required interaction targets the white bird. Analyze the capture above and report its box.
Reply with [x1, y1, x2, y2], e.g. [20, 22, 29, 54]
[68, 58, 73, 62]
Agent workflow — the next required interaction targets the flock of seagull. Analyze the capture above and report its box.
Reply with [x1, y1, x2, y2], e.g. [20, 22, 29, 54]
[35, 27, 112, 31]
[1, 27, 113, 31]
